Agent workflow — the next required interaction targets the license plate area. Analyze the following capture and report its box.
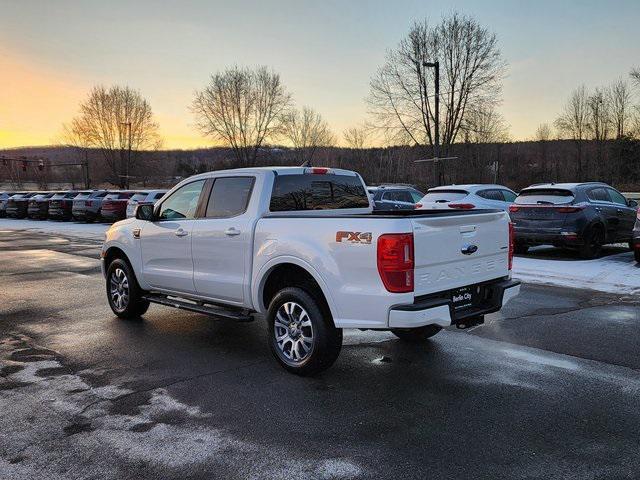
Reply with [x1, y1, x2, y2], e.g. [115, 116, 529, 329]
[450, 285, 483, 311]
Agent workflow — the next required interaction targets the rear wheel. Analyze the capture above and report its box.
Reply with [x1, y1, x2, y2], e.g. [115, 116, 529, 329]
[391, 325, 442, 342]
[106, 258, 149, 318]
[579, 225, 604, 259]
[267, 287, 342, 376]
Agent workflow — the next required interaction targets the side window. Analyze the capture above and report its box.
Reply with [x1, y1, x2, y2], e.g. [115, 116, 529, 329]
[501, 190, 517, 202]
[587, 187, 609, 203]
[478, 189, 503, 201]
[409, 191, 423, 202]
[607, 188, 627, 206]
[158, 180, 205, 220]
[205, 177, 254, 218]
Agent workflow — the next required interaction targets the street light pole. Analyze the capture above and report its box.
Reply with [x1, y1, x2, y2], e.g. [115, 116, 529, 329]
[423, 60, 440, 159]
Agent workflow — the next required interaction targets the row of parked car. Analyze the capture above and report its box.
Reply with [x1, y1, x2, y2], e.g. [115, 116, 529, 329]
[0, 189, 167, 222]
[368, 181, 640, 261]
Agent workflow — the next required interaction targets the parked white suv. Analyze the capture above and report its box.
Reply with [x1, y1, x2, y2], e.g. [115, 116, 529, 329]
[101, 167, 520, 375]
[126, 190, 168, 218]
[417, 184, 517, 211]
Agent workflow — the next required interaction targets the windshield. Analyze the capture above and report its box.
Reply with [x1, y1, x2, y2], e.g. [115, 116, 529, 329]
[515, 189, 575, 205]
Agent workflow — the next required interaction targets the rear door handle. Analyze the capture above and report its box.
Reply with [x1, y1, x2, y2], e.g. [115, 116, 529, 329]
[175, 228, 188, 237]
[224, 227, 241, 236]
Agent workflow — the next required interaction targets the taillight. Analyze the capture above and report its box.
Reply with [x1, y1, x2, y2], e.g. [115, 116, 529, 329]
[448, 203, 475, 210]
[377, 233, 414, 293]
[508, 222, 514, 270]
[414, 203, 423, 209]
[509, 205, 519, 213]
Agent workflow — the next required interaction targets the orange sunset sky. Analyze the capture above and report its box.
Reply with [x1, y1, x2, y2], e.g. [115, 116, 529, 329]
[1, 0, 639, 150]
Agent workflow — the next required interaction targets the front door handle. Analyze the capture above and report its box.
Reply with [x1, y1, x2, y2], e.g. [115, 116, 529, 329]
[224, 227, 241, 236]
[175, 228, 188, 237]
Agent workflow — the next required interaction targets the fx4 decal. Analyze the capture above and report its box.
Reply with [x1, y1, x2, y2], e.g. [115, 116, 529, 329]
[336, 231, 372, 244]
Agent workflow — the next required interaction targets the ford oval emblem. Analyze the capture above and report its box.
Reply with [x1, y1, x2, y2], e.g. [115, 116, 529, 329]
[461, 244, 478, 255]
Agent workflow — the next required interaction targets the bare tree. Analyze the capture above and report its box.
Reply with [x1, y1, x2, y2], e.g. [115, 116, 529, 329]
[343, 125, 370, 149]
[554, 85, 589, 176]
[192, 66, 292, 166]
[608, 79, 633, 139]
[281, 106, 335, 165]
[367, 12, 505, 153]
[64, 85, 161, 188]
[535, 123, 553, 142]
[460, 104, 510, 143]
[631, 67, 640, 87]
[586, 87, 611, 141]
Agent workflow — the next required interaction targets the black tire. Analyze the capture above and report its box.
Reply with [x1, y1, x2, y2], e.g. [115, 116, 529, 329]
[105, 258, 150, 319]
[391, 325, 442, 342]
[579, 225, 604, 259]
[514, 244, 529, 254]
[267, 287, 342, 376]
[635, 248, 640, 264]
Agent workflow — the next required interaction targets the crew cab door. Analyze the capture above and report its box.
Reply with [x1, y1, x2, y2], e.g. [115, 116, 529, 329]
[140, 180, 206, 294]
[191, 176, 255, 305]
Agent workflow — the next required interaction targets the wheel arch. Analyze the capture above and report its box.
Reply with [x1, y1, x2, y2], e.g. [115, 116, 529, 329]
[255, 258, 336, 322]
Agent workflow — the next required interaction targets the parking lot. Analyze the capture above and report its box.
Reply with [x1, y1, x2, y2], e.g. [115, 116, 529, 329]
[0, 222, 639, 479]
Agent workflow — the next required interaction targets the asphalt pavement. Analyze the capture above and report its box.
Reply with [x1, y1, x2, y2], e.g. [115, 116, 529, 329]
[1, 229, 639, 479]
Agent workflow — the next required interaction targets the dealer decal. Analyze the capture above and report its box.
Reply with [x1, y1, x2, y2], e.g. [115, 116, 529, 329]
[336, 231, 372, 244]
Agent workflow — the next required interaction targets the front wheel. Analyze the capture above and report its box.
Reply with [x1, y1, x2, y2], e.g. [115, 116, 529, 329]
[267, 287, 342, 376]
[106, 258, 150, 318]
[391, 325, 442, 342]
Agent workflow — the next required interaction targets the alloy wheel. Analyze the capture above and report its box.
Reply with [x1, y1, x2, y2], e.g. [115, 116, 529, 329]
[274, 302, 314, 364]
[109, 268, 129, 312]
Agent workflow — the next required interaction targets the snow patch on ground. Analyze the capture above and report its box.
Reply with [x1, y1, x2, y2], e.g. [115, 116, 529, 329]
[0, 218, 109, 240]
[0, 332, 364, 480]
[512, 248, 640, 295]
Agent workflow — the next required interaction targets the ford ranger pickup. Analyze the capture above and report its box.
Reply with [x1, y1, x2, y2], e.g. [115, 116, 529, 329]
[101, 167, 520, 375]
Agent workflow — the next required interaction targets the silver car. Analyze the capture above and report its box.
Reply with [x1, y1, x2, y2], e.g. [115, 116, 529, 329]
[126, 190, 167, 218]
[416, 184, 517, 211]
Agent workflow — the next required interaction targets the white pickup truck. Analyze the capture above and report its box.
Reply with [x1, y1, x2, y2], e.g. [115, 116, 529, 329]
[101, 167, 520, 375]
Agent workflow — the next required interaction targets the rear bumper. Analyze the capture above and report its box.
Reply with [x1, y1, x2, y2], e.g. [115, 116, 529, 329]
[388, 278, 521, 328]
[514, 227, 582, 246]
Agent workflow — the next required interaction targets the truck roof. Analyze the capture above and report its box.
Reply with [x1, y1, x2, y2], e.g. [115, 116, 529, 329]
[186, 166, 359, 181]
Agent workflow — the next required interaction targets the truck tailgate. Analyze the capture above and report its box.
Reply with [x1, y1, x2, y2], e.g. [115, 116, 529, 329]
[411, 211, 510, 296]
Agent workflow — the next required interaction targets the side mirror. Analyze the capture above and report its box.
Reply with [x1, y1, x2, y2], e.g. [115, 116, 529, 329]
[135, 203, 155, 221]
[628, 199, 638, 208]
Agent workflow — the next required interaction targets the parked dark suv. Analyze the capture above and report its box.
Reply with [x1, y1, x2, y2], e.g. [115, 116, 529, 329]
[509, 182, 638, 259]
[367, 185, 424, 211]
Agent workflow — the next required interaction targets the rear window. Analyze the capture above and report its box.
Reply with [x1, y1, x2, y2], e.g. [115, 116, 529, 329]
[152, 192, 166, 200]
[50, 193, 65, 199]
[421, 189, 468, 203]
[515, 189, 574, 205]
[270, 174, 369, 211]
